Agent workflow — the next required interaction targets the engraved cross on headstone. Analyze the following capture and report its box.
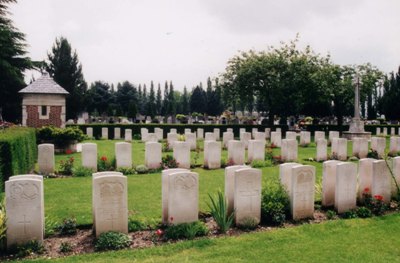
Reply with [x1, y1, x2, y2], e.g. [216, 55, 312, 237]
[18, 214, 31, 234]
[105, 213, 118, 230]
[295, 181, 312, 215]
[239, 181, 259, 211]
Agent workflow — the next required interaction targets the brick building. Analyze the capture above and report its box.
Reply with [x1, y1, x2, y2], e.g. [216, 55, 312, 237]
[19, 73, 69, 128]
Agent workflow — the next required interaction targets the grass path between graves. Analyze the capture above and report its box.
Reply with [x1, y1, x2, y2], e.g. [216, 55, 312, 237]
[24, 213, 400, 263]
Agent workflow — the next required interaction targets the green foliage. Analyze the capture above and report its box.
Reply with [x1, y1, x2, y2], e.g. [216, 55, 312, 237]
[356, 207, 372, 218]
[207, 191, 234, 233]
[95, 231, 132, 251]
[116, 166, 136, 175]
[128, 218, 147, 232]
[326, 210, 337, 220]
[164, 221, 208, 240]
[367, 150, 379, 159]
[44, 216, 59, 237]
[0, 127, 37, 189]
[237, 217, 259, 231]
[364, 192, 388, 216]
[57, 217, 77, 235]
[72, 166, 93, 177]
[161, 155, 178, 169]
[135, 165, 149, 174]
[58, 156, 75, 175]
[261, 182, 290, 226]
[8, 240, 45, 258]
[0, 197, 6, 252]
[36, 126, 86, 146]
[97, 155, 115, 171]
[59, 242, 73, 253]
[342, 210, 357, 219]
[251, 160, 267, 168]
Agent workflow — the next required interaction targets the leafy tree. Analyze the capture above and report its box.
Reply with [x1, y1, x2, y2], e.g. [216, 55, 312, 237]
[46, 37, 87, 120]
[0, 0, 34, 122]
[85, 81, 112, 115]
[181, 86, 190, 115]
[190, 85, 207, 114]
[115, 81, 137, 116]
[381, 67, 400, 120]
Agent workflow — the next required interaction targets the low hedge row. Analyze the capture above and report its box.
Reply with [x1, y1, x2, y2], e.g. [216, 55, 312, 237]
[0, 127, 37, 190]
[69, 124, 289, 139]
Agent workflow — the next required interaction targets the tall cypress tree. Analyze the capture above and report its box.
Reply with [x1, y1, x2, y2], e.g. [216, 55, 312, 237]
[156, 83, 162, 115]
[147, 81, 156, 118]
[46, 37, 87, 119]
[181, 86, 189, 115]
[162, 81, 169, 116]
[168, 81, 175, 115]
[0, 0, 34, 122]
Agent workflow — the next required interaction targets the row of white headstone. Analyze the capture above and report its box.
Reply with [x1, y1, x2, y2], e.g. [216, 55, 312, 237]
[5, 167, 262, 247]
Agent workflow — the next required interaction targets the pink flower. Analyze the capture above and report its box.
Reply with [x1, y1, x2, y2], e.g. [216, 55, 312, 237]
[155, 229, 163, 236]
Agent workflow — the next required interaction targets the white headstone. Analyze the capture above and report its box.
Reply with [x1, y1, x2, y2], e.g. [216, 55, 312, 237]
[358, 158, 375, 201]
[328, 131, 340, 145]
[286, 131, 297, 140]
[173, 141, 191, 169]
[372, 160, 391, 203]
[155, 128, 163, 141]
[281, 139, 298, 162]
[224, 165, 249, 215]
[265, 128, 271, 139]
[383, 127, 388, 136]
[204, 132, 216, 142]
[6, 178, 44, 247]
[197, 128, 204, 139]
[371, 137, 386, 158]
[86, 127, 93, 138]
[392, 157, 400, 196]
[223, 132, 234, 148]
[279, 162, 301, 197]
[234, 168, 262, 225]
[146, 133, 158, 142]
[38, 144, 54, 174]
[145, 142, 162, 169]
[314, 131, 325, 143]
[376, 127, 381, 135]
[227, 140, 245, 165]
[290, 165, 315, 220]
[389, 137, 400, 155]
[184, 128, 191, 134]
[82, 143, 97, 171]
[185, 133, 197, 150]
[240, 128, 246, 135]
[352, 137, 368, 159]
[93, 173, 128, 236]
[114, 128, 121, 140]
[254, 132, 265, 141]
[240, 132, 252, 149]
[167, 171, 199, 224]
[300, 131, 311, 146]
[331, 138, 347, 161]
[170, 128, 177, 134]
[276, 128, 282, 133]
[115, 142, 132, 168]
[248, 140, 266, 163]
[334, 162, 357, 213]
[124, 129, 132, 142]
[322, 160, 343, 207]
[204, 141, 221, 169]
[271, 131, 282, 147]
[391, 127, 396, 136]
[102, 127, 108, 140]
[227, 128, 233, 133]
[141, 128, 149, 142]
[167, 133, 179, 149]
[213, 128, 220, 141]
[252, 128, 258, 139]
[316, 139, 328, 162]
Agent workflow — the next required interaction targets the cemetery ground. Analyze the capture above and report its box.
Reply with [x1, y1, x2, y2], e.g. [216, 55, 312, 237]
[2, 138, 399, 262]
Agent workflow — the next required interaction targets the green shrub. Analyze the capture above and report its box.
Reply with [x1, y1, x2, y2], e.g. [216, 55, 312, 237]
[251, 160, 266, 168]
[367, 150, 379, 159]
[161, 155, 178, 169]
[58, 157, 75, 175]
[73, 166, 94, 177]
[57, 217, 77, 235]
[164, 221, 208, 240]
[207, 191, 234, 233]
[8, 240, 45, 257]
[116, 167, 136, 175]
[44, 216, 59, 237]
[356, 207, 372, 218]
[0, 127, 37, 190]
[135, 165, 149, 174]
[97, 155, 116, 171]
[342, 210, 357, 219]
[36, 126, 86, 146]
[237, 216, 259, 231]
[364, 193, 388, 216]
[128, 218, 147, 232]
[0, 198, 6, 252]
[326, 210, 337, 220]
[59, 242, 73, 253]
[261, 182, 290, 226]
[95, 231, 132, 251]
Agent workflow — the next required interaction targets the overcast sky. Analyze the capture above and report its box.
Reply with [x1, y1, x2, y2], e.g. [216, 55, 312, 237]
[9, 0, 400, 91]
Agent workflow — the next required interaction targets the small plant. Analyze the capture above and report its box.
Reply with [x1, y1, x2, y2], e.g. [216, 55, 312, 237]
[116, 166, 136, 175]
[363, 189, 388, 216]
[58, 157, 74, 175]
[128, 218, 147, 232]
[95, 231, 132, 251]
[161, 154, 178, 169]
[348, 156, 359, 162]
[326, 210, 337, 220]
[135, 165, 149, 174]
[57, 217, 77, 235]
[220, 158, 226, 168]
[44, 216, 59, 237]
[164, 221, 208, 240]
[98, 155, 115, 171]
[261, 182, 290, 226]
[342, 210, 357, 219]
[237, 216, 259, 231]
[207, 191, 234, 233]
[8, 240, 45, 257]
[225, 158, 235, 167]
[191, 147, 200, 168]
[59, 242, 73, 253]
[133, 134, 141, 140]
[367, 150, 379, 159]
[0, 198, 6, 251]
[251, 160, 266, 168]
[356, 207, 372, 218]
[73, 166, 93, 177]
[163, 141, 172, 152]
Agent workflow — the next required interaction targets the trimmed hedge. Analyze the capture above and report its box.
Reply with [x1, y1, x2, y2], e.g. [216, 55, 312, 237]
[69, 124, 289, 139]
[0, 127, 37, 190]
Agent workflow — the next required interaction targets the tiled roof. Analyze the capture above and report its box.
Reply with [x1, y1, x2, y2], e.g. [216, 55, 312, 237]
[19, 73, 69, 95]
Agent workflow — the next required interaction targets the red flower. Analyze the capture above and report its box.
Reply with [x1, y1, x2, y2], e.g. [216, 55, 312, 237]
[100, 156, 107, 162]
[374, 195, 384, 201]
[170, 216, 174, 222]
[155, 229, 163, 236]
[364, 187, 370, 193]
[65, 149, 72, 155]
